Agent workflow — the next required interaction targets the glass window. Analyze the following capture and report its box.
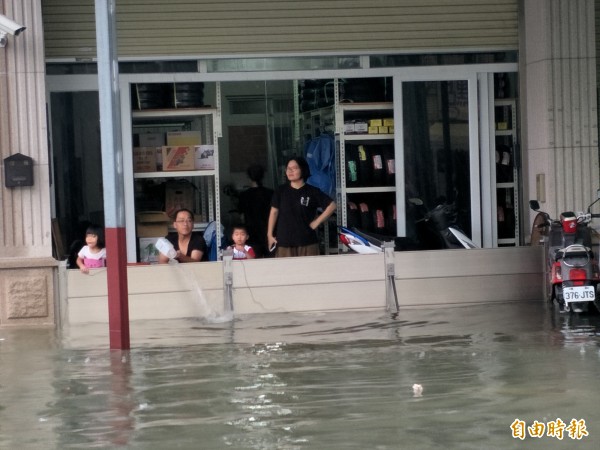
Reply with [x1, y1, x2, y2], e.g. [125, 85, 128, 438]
[207, 56, 360, 72]
[371, 52, 517, 68]
[403, 80, 472, 239]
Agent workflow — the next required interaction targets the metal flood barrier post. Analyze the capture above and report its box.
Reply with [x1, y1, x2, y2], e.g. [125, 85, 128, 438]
[222, 249, 234, 314]
[383, 242, 399, 313]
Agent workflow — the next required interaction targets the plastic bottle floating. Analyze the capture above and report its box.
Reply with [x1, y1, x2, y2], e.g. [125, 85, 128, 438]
[412, 383, 423, 397]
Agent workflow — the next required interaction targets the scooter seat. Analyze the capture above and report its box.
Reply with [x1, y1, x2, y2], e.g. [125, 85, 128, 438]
[346, 227, 419, 251]
[554, 245, 593, 261]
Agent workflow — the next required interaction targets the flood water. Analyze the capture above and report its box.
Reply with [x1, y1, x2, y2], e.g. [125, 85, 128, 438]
[1, 301, 600, 449]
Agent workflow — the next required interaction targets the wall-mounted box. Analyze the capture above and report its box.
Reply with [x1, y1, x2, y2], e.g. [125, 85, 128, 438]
[4, 153, 34, 187]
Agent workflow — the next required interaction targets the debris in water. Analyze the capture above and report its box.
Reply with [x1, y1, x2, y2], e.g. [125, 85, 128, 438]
[412, 383, 423, 397]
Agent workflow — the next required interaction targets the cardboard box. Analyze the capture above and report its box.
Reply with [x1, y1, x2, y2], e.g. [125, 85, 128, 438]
[354, 121, 368, 134]
[369, 119, 383, 127]
[378, 126, 389, 134]
[136, 211, 170, 238]
[138, 237, 161, 263]
[162, 146, 195, 171]
[133, 147, 157, 172]
[383, 118, 394, 127]
[194, 145, 215, 170]
[166, 131, 202, 146]
[165, 181, 195, 216]
[344, 121, 355, 134]
[368, 126, 379, 134]
[139, 132, 165, 147]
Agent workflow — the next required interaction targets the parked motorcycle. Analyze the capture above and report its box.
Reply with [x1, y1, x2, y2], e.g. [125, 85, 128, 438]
[339, 197, 478, 254]
[529, 190, 600, 313]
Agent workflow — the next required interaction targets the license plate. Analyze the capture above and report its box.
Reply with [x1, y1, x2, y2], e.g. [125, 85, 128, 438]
[563, 286, 595, 303]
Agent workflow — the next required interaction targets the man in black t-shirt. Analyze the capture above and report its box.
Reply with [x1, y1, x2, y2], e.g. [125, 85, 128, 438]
[158, 208, 207, 263]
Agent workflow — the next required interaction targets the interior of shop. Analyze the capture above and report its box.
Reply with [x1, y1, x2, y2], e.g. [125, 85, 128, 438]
[48, 70, 518, 264]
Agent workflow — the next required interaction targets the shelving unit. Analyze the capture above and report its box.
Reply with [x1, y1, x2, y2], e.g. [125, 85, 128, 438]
[336, 102, 396, 241]
[130, 107, 221, 260]
[494, 99, 519, 246]
[300, 107, 335, 141]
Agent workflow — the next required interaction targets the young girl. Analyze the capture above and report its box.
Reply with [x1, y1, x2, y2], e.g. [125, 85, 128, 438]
[76, 224, 106, 273]
[227, 225, 256, 260]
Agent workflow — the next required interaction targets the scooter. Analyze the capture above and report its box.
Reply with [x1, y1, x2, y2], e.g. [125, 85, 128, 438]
[339, 198, 478, 254]
[529, 190, 600, 313]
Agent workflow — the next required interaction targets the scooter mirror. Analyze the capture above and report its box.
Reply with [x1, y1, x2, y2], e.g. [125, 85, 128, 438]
[529, 199, 540, 211]
[587, 189, 600, 212]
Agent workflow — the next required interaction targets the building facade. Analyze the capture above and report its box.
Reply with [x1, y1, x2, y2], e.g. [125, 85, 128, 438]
[0, 0, 598, 327]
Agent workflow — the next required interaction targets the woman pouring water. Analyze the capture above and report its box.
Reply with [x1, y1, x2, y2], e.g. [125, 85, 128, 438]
[158, 208, 207, 263]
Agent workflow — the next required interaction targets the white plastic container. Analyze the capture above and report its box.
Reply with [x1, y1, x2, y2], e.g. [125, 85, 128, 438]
[155, 237, 177, 260]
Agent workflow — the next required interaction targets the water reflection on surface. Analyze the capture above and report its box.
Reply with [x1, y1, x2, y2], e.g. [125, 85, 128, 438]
[1, 302, 600, 449]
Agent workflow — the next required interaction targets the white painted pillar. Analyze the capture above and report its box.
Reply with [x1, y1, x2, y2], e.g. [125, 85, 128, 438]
[0, 0, 56, 328]
[522, 0, 599, 227]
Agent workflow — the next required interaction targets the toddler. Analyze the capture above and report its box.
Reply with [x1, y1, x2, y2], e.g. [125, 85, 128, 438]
[227, 225, 255, 260]
[76, 225, 106, 273]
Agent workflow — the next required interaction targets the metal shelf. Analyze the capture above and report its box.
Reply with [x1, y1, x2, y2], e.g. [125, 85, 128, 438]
[337, 97, 397, 242]
[132, 108, 217, 119]
[494, 98, 519, 247]
[339, 102, 393, 112]
[342, 133, 394, 141]
[130, 106, 221, 261]
[134, 170, 216, 179]
[345, 186, 396, 194]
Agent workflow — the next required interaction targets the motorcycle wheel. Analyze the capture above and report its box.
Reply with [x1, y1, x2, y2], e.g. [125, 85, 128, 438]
[571, 302, 588, 313]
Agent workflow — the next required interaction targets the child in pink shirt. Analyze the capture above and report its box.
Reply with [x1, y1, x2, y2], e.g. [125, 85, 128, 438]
[76, 225, 106, 273]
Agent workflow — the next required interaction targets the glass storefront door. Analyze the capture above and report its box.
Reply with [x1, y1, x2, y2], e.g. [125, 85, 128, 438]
[399, 79, 480, 246]
[49, 91, 103, 261]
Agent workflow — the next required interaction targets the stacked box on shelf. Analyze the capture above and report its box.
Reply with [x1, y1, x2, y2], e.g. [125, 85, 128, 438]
[136, 211, 171, 263]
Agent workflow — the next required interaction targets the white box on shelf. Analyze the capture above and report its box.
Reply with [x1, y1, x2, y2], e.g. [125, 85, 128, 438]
[139, 132, 165, 147]
[138, 237, 161, 263]
[194, 145, 215, 170]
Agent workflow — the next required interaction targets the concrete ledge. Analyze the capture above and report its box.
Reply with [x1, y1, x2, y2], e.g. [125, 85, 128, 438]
[0, 257, 59, 269]
[62, 247, 545, 325]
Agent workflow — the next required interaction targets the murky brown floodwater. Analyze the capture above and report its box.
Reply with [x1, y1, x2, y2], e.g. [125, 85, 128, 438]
[1, 301, 600, 449]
